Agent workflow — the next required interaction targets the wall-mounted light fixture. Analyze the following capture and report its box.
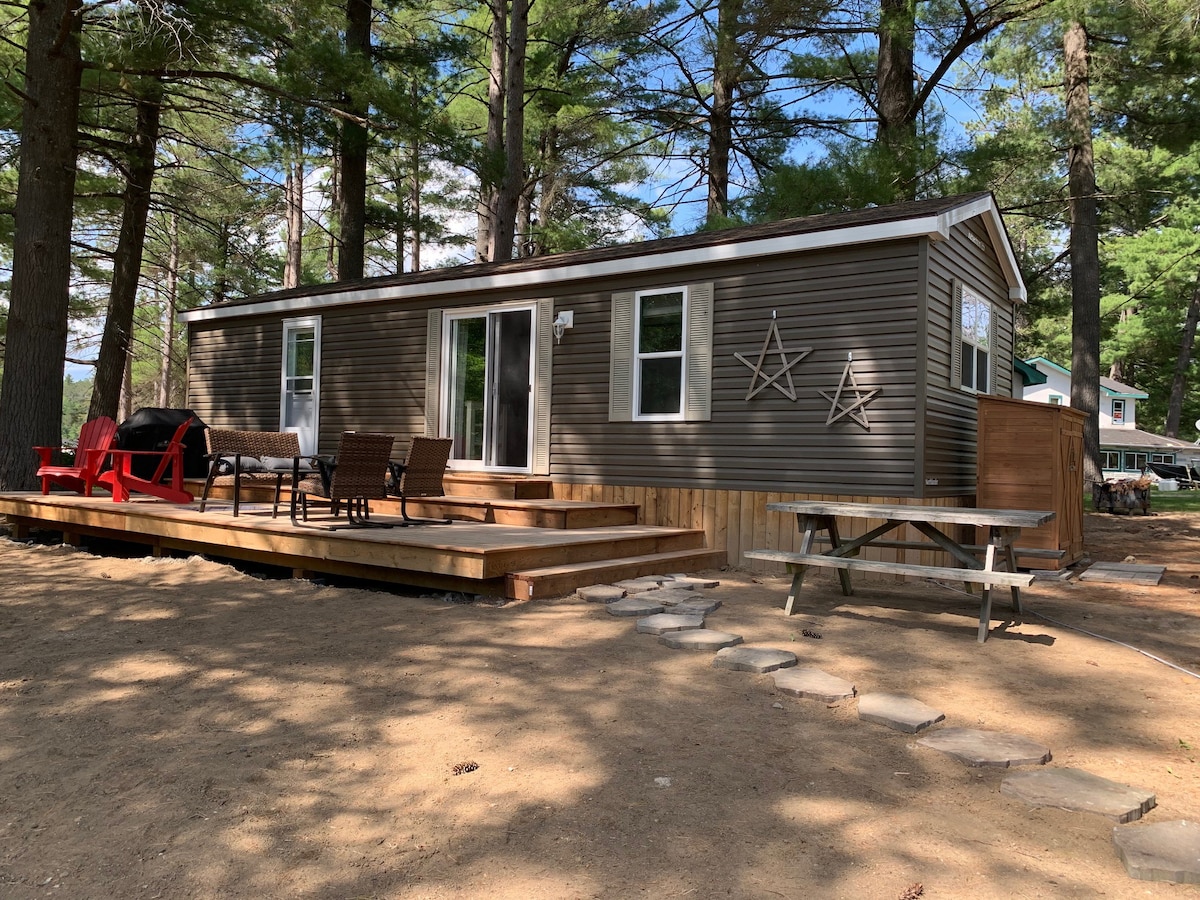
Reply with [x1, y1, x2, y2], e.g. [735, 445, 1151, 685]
[553, 310, 574, 343]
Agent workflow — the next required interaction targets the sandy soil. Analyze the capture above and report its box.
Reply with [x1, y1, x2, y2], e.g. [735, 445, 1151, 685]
[1, 511, 1199, 899]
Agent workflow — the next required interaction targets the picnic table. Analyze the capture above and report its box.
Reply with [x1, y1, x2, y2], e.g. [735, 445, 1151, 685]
[746, 500, 1056, 643]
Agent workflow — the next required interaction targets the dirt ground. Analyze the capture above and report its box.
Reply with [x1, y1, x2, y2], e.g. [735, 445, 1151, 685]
[1, 511, 1199, 900]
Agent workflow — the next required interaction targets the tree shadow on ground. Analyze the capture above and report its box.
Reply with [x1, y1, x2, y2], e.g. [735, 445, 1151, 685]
[1, 538, 1197, 898]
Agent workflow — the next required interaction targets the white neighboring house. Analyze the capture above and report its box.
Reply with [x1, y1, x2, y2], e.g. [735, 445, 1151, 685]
[1020, 356, 1198, 477]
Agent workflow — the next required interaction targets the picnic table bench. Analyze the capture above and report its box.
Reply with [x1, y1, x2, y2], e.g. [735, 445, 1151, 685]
[746, 501, 1056, 643]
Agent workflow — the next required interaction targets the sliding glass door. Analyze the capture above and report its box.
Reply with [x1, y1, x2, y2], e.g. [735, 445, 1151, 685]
[445, 306, 533, 471]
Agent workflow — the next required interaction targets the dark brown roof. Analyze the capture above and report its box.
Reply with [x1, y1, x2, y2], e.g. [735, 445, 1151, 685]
[202, 192, 996, 312]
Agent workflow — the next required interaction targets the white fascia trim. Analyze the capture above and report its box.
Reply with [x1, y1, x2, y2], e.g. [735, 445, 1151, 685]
[938, 196, 1027, 303]
[1026, 356, 1070, 377]
[1101, 386, 1149, 399]
[180, 205, 1016, 323]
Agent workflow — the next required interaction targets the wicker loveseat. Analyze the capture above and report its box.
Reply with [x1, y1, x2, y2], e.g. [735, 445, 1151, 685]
[198, 429, 303, 516]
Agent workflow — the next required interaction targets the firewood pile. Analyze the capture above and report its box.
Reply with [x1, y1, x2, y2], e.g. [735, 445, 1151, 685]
[1092, 477, 1152, 515]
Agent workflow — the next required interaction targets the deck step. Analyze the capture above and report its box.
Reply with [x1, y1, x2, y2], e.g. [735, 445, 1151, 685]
[189, 480, 635, 529]
[507, 548, 729, 601]
[409, 497, 638, 528]
[441, 473, 554, 500]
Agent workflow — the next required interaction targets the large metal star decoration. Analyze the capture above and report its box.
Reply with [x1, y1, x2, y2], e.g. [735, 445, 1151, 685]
[734, 316, 812, 401]
[819, 353, 880, 430]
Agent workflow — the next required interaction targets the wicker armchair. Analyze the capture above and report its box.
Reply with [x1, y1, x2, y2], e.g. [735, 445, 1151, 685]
[199, 429, 302, 516]
[387, 436, 453, 525]
[289, 432, 396, 529]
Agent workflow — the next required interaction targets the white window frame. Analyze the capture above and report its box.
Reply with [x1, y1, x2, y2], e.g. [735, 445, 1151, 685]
[280, 315, 322, 456]
[439, 301, 538, 473]
[633, 286, 688, 421]
[1151, 452, 1175, 465]
[1125, 451, 1149, 472]
[957, 284, 992, 395]
[609, 283, 712, 424]
[1111, 399, 1126, 424]
[1101, 450, 1121, 470]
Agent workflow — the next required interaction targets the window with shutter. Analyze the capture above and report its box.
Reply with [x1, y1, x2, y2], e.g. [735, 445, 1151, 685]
[956, 282, 992, 394]
[609, 283, 713, 422]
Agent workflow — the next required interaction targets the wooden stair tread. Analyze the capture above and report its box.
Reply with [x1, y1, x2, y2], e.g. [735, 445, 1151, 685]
[507, 548, 728, 600]
[438, 496, 637, 512]
[186, 479, 639, 529]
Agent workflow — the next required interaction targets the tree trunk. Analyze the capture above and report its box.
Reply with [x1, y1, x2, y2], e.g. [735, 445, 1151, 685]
[876, 0, 918, 200]
[1108, 305, 1134, 382]
[516, 183, 533, 257]
[283, 157, 304, 288]
[119, 350, 132, 421]
[1064, 19, 1103, 486]
[1165, 271, 1200, 438]
[157, 213, 179, 407]
[326, 152, 340, 279]
[707, 0, 741, 223]
[0, 0, 84, 490]
[215, 220, 230, 303]
[491, 0, 528, 262]
[337, 0, 372, 281]
[476, 0, 506, 261]
[409, 135, 421, 272]
[90, 81, 162, 421]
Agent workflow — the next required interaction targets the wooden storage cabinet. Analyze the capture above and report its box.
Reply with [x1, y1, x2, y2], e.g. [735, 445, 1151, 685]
[975, 395, 1085, 570]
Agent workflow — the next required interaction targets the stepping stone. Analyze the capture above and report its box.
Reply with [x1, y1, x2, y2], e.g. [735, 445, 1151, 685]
[578, 584, 626, 603]
[606, 597, 665, 617]
[649, 588, 701, 607]
[857, 693, 945, 734]
[613, 576, 668, 593]
[659, 629, 743, 651]
[1001, 768, 1156, 823]
[636, 613, 705, 634]
[1078, 562, 1165, 585]
[1113, 820, 1200, 884]
[773, 667, 856, 703]
[666, 575, 721, 589]
[916, 727, 1051, 768]
[712, 646, 797, 673]
[672, 596, 722, 615]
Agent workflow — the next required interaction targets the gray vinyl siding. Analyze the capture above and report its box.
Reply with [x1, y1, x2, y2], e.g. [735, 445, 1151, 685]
[184, 203, 1019, 499]
[188, 305, 437, 457]
[550, 241, 923, 495]
[920, 217, 1020, 497]
[187, 319, 283, 430]
[313, 304, 430, 449]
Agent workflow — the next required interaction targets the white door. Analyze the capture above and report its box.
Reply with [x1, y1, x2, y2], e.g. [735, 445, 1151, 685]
[281, 316, 321, 455]
[444, 306, 533, 471]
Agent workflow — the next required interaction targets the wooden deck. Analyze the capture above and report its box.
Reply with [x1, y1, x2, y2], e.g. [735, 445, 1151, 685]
[0, 492, 726, 600]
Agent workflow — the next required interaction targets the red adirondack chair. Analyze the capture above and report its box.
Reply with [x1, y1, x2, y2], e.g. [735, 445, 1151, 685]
[34, 416, 119, 496]
[97, 417, 195, 504]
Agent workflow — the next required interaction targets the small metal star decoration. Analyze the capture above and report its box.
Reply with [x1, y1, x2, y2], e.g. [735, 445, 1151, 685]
[819, 352, 880, 430]
[734, 312, 813, 401]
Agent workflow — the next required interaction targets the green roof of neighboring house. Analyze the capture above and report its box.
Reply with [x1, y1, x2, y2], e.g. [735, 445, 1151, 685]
[1023, 357, 1148, 399]
[1013, 357, 1047, 386]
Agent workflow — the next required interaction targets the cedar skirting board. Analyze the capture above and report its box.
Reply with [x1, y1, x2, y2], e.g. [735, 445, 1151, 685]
[551, 481, 974, 572]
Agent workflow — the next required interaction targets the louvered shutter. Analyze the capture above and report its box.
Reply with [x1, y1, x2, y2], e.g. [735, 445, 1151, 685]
[985, 306, 996, 396]
[609, 291, 635, 421]
[684, 282, 713, 421]
[532, 298, 553, 474]
[950, 279, 963, 390]
[424, 309, 442, 436]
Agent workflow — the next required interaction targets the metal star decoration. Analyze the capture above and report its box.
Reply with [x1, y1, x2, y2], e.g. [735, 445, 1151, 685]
[734, 315, 813, 401]
[819, 353, 880, 430]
